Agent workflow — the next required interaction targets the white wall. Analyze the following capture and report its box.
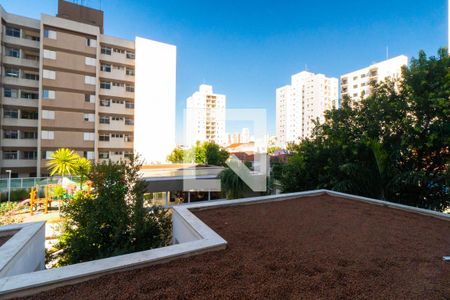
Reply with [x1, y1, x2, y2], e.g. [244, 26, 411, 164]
[135, 37, 176, 164]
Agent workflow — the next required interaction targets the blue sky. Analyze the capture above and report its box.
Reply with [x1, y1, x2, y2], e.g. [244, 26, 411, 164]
[1, 0, 447, 143]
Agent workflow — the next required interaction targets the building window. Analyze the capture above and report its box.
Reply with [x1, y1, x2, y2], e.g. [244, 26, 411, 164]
[111, 133, 123, 139]
[126, 68, 135, 76]
[86, 38, 97, 48]
[99, 152, 109, 159]
[112, 82, 124, 87]
[23, 72, 39, 80]
[100, 116, 110, 124]
[3, 108, 18, 119]
[43, 69, 56, 80]
[99, 134, 110, 141]
[83, 113, 95, 122]
[125, 101, 134, 109]
[43, 49, 56, 60]
[113, 151, 123, 156]
[4, 87, 18, 98]
[84, 151, 95, 160]
[100, 99, 110, 107]
[5, 26, 20, 38]
[126, 84, 134, 92]
[100, 81, 111, 89]
[111, 116, 123, 121]
[125, 118, 134, 125]
[22, 151, 37, 160]
[85, 76, 96, 85]
[124, 134, 133, 142]
[112, 100, 123, 104]
[3, 151, 18, 160]
[100, 64, 111, 72]
[21, 91, 38, 100]
[101, 47, 111, 55]
[5, 47, 20, 58]
[3, 130, 18, 139]
[42, 110, 55, 120]
[21, 110, 38, 119]
[44, 29, 56, 39]
[22, 131, 37, 139]
[43, 90, 55, 99]
[44, 151, 54, 159]
[85, 94, 96, 103]
[126, 51, 135, 59]
[83, 132, 95, 141]
[41, 130, 54, 140]
[113, 48, 125, 54]
[4, 67, 19, 78]
[85, 57, 96, 66]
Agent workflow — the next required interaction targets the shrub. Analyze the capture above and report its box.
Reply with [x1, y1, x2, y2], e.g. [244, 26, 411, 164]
[0, 202, 23, 225]
[54, 155, 172, 266]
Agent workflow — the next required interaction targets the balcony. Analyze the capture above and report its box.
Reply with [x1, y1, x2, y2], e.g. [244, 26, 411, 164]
[99, 86, 134, 99]
[99, 121, 133, 132]
[2, 55, 39, 69]
[1, 139, 37, 147]
[98, 102, 134, 115]
[3, 35, 40, 49]
[100, 52, 135, 66]
[1, 159, 37, 168]
[3, 76, 39, 88]
[2, 97, 38, 108]
[98, 139, 133, 149]
[99, 69, 134, 82]
[2, 118, 38, 128]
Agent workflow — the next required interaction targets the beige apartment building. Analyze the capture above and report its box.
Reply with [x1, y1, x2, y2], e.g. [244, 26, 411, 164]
[0, 0, 176, 177]
[340, 55, 408, 101]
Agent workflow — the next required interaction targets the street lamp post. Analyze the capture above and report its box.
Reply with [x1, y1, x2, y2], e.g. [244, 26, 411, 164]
[5, 170, 12, 203]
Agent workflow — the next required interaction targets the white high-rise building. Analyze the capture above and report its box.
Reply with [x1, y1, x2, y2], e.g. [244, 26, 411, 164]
[276, 71, 338, 148]
[241, 128, 250, 143]
[340, 55, 408, 101]
[186, 84, 226, 146]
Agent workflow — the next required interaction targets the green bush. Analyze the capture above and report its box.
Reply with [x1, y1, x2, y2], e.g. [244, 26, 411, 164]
[54, 155, 172, 266]
[0, 202, 23, 225]
[0, 189, 31, 202]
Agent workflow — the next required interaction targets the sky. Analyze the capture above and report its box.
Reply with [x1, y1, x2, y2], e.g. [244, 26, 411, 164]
[0, 0, 447, 144]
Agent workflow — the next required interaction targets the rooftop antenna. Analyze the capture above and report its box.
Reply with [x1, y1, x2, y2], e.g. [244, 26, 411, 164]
[386, 46, 389, 60]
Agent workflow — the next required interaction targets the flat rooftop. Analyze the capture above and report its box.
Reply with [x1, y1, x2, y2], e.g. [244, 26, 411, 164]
[27, 195, 450, 299]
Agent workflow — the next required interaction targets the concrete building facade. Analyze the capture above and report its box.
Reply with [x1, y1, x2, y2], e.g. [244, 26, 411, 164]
[186, 84, 226, 147]
[340, 55, 408, 101]
[0, 0, 176, 177]
[276, 71, 338, 148]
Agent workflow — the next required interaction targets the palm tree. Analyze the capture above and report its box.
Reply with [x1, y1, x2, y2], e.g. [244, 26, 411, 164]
[48, 148, 79, 177]
[75, 157, 92, 189]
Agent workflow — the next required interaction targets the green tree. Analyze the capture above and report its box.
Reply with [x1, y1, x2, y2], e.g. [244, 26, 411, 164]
[280, 49, 450, 211]
[167, 147, 185, 163]
[54, 155, 171, 265]
[203, 142, 229, 166]
[167, 142, 229, 166]
[48, 148, 80, 177]
[74, 157, 92, 188]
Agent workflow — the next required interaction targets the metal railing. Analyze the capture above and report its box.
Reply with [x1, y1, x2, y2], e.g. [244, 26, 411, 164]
[0, 176, 80, 192]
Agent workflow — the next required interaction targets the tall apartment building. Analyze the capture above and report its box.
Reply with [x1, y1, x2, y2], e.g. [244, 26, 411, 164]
[276, 71, 338, 148]
[340, 55, 408, 100]
[186, 84, 226, 147]
[0, 0, 176, 177]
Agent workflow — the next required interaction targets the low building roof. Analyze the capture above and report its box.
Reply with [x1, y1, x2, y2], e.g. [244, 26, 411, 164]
[29, 194, 450, 299]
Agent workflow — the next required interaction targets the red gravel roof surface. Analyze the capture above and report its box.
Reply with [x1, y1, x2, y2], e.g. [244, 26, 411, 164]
[27, 194, 450, 299]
